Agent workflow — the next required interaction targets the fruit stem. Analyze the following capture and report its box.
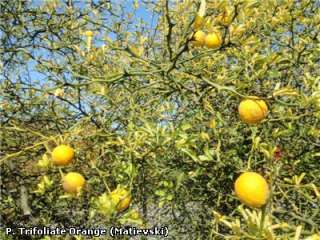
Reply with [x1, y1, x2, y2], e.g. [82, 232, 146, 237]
[58, 168, 64, 178]
[247, 127, 257, 170]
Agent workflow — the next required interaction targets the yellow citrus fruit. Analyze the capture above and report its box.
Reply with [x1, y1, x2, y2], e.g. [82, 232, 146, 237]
[234, 172, 269, 208]
[110, 187, 131, 212]
[205, 32, 222, 48]
[193, 15, 204, 30]
[238, 97, 268, 124]
[51, 145, 74, 166]
[192, 31, 206, 47]
[62, 172, 85, 194]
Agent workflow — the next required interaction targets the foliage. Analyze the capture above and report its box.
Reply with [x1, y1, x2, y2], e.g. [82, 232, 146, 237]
[1, 0, 319, 239]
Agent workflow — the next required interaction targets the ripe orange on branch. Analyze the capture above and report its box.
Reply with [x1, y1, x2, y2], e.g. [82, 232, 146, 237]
[234, 172, 269, 208]
[238, 97, 268, 124]
[62, 172, 86, 194]
[110, 187, 132, 212]
[51, 145, 74, 166]
[193, 0, 206, 30]
[204, 32, 222, 49]
[193, 15, 204, 30]
[191, 30, 206, 47]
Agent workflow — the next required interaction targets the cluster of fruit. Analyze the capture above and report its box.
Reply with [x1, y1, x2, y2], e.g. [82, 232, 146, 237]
[191, 15, 222, 49]
[192, 30, 222, 49]
[51, 96, 269, 209]
[236, 97, 269, 208]
[51, 145, 131, 212]
[192, 11, 270, 209]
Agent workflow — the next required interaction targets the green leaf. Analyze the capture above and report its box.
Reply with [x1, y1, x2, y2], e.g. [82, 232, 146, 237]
[181, 148, 199, 162]
[198, 155, 211, 161]
[155, 189, 166, 197]
[166, 194, 174, 201]
[181, 123, 192, 131]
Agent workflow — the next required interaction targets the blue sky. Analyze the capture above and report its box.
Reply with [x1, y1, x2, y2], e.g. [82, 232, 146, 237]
[5, 0, 159, 118]
[21, 0, 157, 85]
